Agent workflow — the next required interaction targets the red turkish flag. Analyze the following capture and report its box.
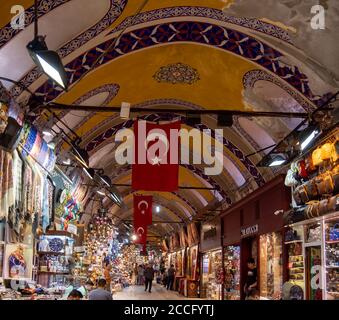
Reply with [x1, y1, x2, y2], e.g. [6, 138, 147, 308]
[134, 195, 152, 225]
[132, 120, 180, 192]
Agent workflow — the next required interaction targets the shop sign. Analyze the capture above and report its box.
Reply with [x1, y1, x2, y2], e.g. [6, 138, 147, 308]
[240, 224, 258, 238]
[67, 223, 78, 235]
[203, 227, 217, 240]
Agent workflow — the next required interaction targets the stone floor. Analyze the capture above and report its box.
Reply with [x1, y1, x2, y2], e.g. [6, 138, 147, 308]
[114, 283, 200, 300]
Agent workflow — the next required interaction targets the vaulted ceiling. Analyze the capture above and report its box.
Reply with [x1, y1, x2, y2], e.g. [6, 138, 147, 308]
[1, 0, 338, 240]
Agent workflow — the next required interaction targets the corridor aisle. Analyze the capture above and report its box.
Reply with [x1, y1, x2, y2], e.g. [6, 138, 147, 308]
[114, 283, 199, 300]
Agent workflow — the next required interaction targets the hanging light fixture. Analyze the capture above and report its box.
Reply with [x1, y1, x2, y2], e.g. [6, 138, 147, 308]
[71, 143, 89, 168]
[99, 175, 111, 187]
[83, 167, 95, 180]
[26, 1, 68, 90]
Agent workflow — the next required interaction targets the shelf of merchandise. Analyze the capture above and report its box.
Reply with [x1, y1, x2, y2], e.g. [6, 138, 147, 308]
[304, 241, 322, 248]
[37, 271, 69, 275]
[37, 252, 64, 256]
[284, 240, 303, 244]
[326, 240, 339, 244]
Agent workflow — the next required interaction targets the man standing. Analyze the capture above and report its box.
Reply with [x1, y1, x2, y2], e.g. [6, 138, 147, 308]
[167, 264, 176, 290]
[244, 258, 257, 299]
[144, 263, 155, 293]
[88, 278, 113, 300]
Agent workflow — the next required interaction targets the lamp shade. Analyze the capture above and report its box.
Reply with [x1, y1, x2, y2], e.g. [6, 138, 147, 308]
[27, 36, 68, 90]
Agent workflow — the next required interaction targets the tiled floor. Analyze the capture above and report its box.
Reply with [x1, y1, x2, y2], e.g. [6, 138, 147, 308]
[114, 283, 200, 300]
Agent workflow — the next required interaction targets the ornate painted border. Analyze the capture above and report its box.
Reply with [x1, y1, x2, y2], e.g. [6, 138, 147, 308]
[32, 21, 317, 107]
[242, 69, 315, 111]
[9, 0, 127, 97]
[110, 6, 292, 43]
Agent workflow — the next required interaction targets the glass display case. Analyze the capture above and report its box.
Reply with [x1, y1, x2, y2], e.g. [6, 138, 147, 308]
[324, 215, 339, 300]
[37, 233, 75, 288]
[201, 249, 222, 300]
[223, 245, 240, 300]
[260, 232, 283, 299]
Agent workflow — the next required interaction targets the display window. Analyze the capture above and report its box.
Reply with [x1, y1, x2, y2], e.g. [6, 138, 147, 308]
[224, 245, 240, 300]
[259, 232, 283, 300]
[201, 249, 222, 300]
[324, 214, 339, 300]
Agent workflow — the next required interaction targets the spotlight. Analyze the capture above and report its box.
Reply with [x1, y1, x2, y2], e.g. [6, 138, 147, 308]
[217, 114, 233, 127]
[131, 234, 137, 241]
[269, 157, 286, 167]
[71, 143, 89, 168]
[186, 113, 201, 126]
[62, 158, 71, 165]
[97, 190, 106, 196]
[27, 36, 68, 90]
[300, 128, 319, 151]
[83, 167, 95, 180]
[156, 206, 160, 213]
[100, 175, 111, 187]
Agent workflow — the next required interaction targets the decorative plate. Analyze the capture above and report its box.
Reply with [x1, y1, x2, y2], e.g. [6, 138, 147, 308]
[48, 238, 64, 252]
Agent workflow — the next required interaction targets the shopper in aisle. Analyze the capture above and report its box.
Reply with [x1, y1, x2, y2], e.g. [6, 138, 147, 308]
[67, 289, 83, 300]
[103, 264, 112, 291]
[244, 258, 258, 300]
[166, 264, 176, 290]
[144, 263, 155, 293]
[88, 278, 113, 300]
[137, 264, 144, 285]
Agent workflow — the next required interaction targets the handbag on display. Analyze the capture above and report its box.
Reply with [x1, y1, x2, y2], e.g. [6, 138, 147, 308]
[331, 140, 339, 163]
[305, 201, 320, 219]
[331, 165, 339, 194]
[312, 148, 323, 166]
[321, 143, 333, 161]
[294, 185, 309, 204]
[318, 198, 329, 216]
[285, 166, 299, 187]
[329, 223, 339, 241]
[326, 195, 338, 213]
[305, 154, 317, 174]
[304, 179, 318, 200]
[315, 172, 334, 195]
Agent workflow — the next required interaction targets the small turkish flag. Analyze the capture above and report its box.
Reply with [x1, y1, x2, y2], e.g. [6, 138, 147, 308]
[134, 195, 152, 225]
[132, 120, 180, 192]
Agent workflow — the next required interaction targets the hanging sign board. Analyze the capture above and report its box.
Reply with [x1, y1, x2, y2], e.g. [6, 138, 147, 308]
[240, 224, 258, 238]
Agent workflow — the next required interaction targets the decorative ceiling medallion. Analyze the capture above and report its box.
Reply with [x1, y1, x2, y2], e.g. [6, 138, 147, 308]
[153, 62, 200, 85]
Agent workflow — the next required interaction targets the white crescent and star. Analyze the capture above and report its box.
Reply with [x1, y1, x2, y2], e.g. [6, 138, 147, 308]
[138, 200, 149, 215]
[137, 227, 145, 235]
[145, 132, 169, 165]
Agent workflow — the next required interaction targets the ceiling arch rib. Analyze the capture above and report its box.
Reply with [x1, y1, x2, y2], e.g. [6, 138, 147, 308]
[33, 21, 324, 106]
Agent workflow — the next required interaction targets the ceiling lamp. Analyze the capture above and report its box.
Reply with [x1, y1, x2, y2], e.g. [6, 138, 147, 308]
[156, 206, 160, 213]
[217, 114, 233, 127]
[269, 157, 286, 167]
[99, 175, 111, 187]
[27, 36, 68, 90]
[71, 143, 89, 168]
[299, 127, 320, 151]
[186, 113, 201, 126]
[83, 167, 95, 180]
[97, 190, 106, 196]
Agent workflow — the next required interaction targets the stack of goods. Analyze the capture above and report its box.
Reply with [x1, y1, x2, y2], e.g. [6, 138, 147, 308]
[284, 136, 339, 224]
[287, 242, 304, 282]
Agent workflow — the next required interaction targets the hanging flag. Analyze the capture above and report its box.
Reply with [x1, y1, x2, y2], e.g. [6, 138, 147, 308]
[132, 120, 180, 192]
[134, 194, 152, 225]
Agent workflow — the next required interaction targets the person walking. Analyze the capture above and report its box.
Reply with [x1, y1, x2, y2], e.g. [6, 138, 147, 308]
[244, 258, 257, 300]
[137, 264, 144, 285]
[88, 278, 113, 300]
[144, 263, 155, 293]
[103, 264, 112, 291]
[167, 264, 176, 290]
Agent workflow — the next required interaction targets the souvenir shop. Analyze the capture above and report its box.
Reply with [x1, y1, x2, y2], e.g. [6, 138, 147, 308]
[162, 222, 200, 298]
[200, 218, 223, 300]
[283, 128, 339, 300]
[221, 175, 291, 300]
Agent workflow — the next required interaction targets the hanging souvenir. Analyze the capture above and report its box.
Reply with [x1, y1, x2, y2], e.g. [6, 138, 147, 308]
[312, 148, 323, 166]
[8, 244, 27, 278]
[320, 143, 333, 160]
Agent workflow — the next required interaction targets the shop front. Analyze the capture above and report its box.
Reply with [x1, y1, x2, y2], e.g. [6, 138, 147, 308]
[283, 129, 338, 300]
[200, 218, 223, 300]
[222, 175, 290, 300]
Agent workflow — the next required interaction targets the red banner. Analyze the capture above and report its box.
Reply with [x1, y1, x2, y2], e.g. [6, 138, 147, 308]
[132, 120, 180, 192]
[134, 194, 152, 225]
